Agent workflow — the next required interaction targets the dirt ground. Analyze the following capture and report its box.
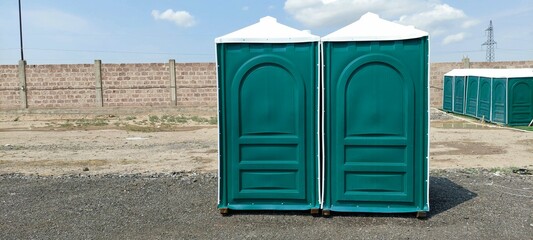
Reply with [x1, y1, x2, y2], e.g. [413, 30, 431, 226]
[0, 108, 532, 176]
[0, 112, 218, 176]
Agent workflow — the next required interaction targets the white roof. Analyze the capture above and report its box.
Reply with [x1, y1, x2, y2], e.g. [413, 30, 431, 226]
[215, 16, 319, 43]
[321, 12, 428, 41]
[444, 68, 533, 78]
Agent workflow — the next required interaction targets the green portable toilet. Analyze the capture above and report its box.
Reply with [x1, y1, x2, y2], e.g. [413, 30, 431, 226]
[442, 76, 453, 112]
[453, 76, 466, 114]
[506, 70, 533, 126]
[443, 71, 467, 114]
[492, 77, 507, 124]
[477, 77, 492, 120]
[215, 16, 320, 214]
[445, 69, 479, 117]
[321, 13, 429, 216]
[465, 76, 480, 117]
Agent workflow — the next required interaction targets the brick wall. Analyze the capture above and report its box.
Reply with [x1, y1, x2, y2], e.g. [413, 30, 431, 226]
[430, 62, 463, 108]
[0, 61, 217, 110]
[0, 65, 20, 109]
[1, 60, 532, 110]
[25, 64, 96, 108]
[102, 63, 170, 107]
[175, 63, 217, 107]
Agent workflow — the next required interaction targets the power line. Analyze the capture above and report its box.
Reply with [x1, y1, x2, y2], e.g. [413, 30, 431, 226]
[22, 48, 214, 56]
[498, 48, 533, 52]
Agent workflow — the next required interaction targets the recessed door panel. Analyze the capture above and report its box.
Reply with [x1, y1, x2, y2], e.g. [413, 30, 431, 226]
[345, 63, 405, 137]
[240, 65, 296, 136]
[331, 57, 414, 206]
[230, 61, 306, 203]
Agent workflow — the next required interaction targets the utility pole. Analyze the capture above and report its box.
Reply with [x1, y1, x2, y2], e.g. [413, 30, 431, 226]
[18, 0, 24, 60]
[18, 0, 28, 108]
[481, 20, 496, 62]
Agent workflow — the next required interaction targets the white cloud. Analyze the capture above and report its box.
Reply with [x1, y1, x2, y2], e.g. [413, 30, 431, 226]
[396, 4, 475, 36]
[284, 0, 420, 27]
[442, 32, 465, 45]
[151, 9, 195, 28]
[25, 8, 93, 34]
[462, 20, 479, 29]
[284, 0, 478, 44]
[321, 0, 337, 4]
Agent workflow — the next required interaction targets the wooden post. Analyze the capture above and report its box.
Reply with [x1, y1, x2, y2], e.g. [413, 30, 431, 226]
[169, 59, 177, 106]
[94, 60, 103, 107]
[18, 60, 27, 108]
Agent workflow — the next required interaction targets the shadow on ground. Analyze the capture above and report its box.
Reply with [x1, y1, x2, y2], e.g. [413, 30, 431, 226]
[428, 176, 477, 217]
[223, 176, 478, 219]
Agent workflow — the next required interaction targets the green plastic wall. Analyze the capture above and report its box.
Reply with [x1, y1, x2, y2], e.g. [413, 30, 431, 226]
[217, 42, 319, 211]
[323, 38, 429, 213]
[508, 77, 533, 126]
[476, 77, 491, 120]
[453, 76, 466, 114]
[465, 76, 479, 116]
[442, 76, 453, 111]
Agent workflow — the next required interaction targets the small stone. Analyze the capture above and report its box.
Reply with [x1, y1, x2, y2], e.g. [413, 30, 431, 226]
[83, 167, 89, 171]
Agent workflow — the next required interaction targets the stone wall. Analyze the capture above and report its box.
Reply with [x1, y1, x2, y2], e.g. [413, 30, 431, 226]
[0, 61, 216, 110]
[0, 65, 20, 109]
[25, 64, 96, 108]
[1, 60, 532, 110]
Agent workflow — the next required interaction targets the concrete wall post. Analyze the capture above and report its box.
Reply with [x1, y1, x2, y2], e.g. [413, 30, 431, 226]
[169, 59, 177, 106]
[462, 56, 471, 69]
[18, 60, 28, 108]
[94, 60, 103, 107]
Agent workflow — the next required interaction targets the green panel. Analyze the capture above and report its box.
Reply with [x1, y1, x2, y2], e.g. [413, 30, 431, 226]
[453, 76, 466, 114]
[491, 78, 507, 124]
[217, 43, 318, 210]
[465, 76, 479, 116]
[240, 171, 299, 192]
[323, 38, 429, 213]
[508, 77, 533, 126]
[240, 66, 296, 135]
[443, 76, 453, 111]
[345, 63, 406, 136]
[345, 173, 404, 193]
[476, 77, 491, 120]
[241, 145, 298, 162]
[345, 146, 406, 163]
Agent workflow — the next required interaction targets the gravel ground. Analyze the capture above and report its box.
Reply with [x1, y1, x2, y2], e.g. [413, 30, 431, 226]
[430, 108, 455, 121]
[1, 170, 532, 239]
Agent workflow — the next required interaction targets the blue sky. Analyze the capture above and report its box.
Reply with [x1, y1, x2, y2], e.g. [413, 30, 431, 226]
[0, 0, 532, 64]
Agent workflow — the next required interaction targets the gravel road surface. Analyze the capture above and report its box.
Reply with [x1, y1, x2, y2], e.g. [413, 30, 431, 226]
[1, 170, 532, 239]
